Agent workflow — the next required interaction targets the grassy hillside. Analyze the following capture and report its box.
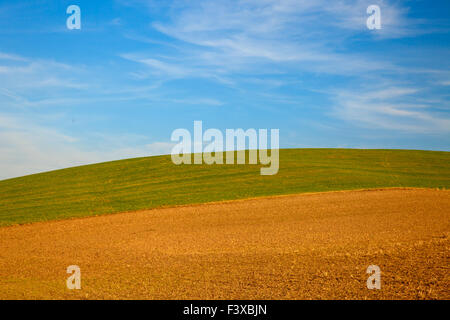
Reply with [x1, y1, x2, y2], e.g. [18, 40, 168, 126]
[1, 148, 449, 226]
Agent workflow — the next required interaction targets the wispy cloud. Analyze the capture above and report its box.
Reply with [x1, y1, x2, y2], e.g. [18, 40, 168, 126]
[122, 0, 449, 138]
[120, 0, 425, 85]
[120, 54, 192, 78]
[0, 52, 28, 61]
[331, 86, 450, 133]
[0, 113, 174, 180]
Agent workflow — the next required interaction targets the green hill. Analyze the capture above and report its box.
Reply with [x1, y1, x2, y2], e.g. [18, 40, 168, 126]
[1, 148, 449, 226]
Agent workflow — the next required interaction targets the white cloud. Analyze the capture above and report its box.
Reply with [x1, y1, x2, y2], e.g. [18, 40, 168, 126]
[0, 114, 175, 180]
[120, 0, 418, 84]
[331, 87, 450, 133]
[121, 54, 191, 77]
[0, 52, 28, 61]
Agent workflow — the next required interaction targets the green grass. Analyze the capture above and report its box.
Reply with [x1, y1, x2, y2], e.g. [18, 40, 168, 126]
[1, 148, 449, 226]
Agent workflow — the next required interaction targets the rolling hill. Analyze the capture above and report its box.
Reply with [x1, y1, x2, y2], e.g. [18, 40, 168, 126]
[1, 148, 449, 226]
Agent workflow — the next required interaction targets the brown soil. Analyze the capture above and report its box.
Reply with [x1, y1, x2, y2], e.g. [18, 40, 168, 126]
[0, 188, 449, 300]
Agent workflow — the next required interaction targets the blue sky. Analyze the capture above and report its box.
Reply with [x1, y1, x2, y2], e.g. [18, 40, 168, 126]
[0, 0, 449, 179]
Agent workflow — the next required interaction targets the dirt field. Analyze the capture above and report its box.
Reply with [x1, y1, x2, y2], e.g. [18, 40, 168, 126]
[0, 188, 449, 300]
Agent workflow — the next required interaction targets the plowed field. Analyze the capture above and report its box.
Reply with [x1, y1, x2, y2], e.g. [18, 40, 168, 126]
[0, 188, 449, 299]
